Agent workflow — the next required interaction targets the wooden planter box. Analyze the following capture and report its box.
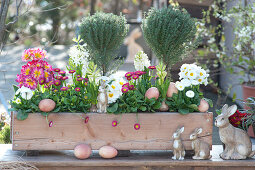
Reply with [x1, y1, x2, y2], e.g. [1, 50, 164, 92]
[11, 112, 213, 151]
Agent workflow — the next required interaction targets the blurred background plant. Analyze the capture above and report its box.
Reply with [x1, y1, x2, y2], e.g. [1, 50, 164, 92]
[0, 112, 11, 144]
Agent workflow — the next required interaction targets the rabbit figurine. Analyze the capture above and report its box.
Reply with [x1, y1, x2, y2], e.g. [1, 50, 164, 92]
[215, 104, 255, 160]
[124, 28, 143, 63]
[172, 126, 185, 160]
[97, 81, 108, 113]
[190, 128, 212, 160]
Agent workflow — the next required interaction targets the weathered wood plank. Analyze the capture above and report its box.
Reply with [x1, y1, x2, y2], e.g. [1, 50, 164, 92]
[0, 145, 255, 169]
[12, 112, 213, 151]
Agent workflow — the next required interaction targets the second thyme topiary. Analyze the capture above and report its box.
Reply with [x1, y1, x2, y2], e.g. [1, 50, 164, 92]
[79, 12, 129, 76]
[142, 6, 198, 80]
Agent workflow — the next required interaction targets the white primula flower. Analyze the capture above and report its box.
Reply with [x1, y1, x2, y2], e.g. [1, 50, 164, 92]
[181, 79, 191, 87]
[100, 76, 110, 83]
[101, 75, 126, 104]
[180, 64, 189, 72]
[134, 51, 151, 71]
[186, 90, 195, 98]
[197, 77, 204, 84]
[187, 70, 197, 80]
[191, 80, 199, 86]
[15, 98, 21, 104]
[197, 69, 206, 78]
[16, 86, 33, 100]
[175, 81, 185, 91]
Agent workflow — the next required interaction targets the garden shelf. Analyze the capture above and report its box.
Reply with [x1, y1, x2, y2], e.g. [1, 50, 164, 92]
[11, 112, 213, 151]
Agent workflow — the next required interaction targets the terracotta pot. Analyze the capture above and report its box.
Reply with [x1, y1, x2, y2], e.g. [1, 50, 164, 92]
[242, 84, 255, 103]
[242, 84, 255, 138]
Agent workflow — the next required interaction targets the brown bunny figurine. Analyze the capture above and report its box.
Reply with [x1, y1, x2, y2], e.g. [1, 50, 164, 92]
[124, 28, 143, 63]
[172, 126, 185, 160]
[97, 81, 108, 113]
[215, 104, 255, 159]
[190, 128, 212, 160]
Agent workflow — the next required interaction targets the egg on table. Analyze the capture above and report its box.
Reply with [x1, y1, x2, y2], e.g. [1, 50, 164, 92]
[99, 146, 118, 159]
[74, 144, 92, 159]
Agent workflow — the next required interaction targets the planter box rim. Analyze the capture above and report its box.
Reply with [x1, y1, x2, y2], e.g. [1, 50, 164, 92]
[13, 112, 212, 115]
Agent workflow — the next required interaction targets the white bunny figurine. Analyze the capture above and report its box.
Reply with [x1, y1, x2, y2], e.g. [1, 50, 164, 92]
[172, 126, 185, 160]
[215, 104, 255, 159]
[124, 28, 143, 63]
[190, 128, 212, 160]
[97, 81, 108, 113]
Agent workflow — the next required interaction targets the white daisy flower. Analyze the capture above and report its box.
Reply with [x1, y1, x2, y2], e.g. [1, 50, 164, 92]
[186, 90, 195, 98]
[175, 81, 185, 91]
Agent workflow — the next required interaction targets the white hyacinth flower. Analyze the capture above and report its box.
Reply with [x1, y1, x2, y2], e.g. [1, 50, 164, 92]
[16, 86, 33, 100]
[186, 90, 195, 98]
[68, 44, 90, 75]
[134, 51, 151, 71]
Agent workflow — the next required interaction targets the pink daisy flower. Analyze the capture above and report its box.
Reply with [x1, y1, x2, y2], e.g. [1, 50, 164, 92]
[75, 87, 81, 92]
[84, 116, 89, 123]
[134, 123, 140, 130]
[132, 74, 139, 80]
[148, 66, 156, 69]
[60, 87, 68, 91]
[54, 80, 61, 86]
[59, 70, 66, 75]
[121, 87, 129, 93]
[53, 68, 60, 72]
[69, 70, 76, 74]
[112, 120, 118, 127]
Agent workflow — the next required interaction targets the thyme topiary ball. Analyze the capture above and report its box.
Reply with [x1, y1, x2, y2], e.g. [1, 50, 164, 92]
[142, 6, 197, 79]
[79, 12, 129, 76]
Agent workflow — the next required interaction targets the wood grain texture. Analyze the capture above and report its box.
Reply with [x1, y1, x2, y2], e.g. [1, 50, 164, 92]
[12, 112, 213, 151]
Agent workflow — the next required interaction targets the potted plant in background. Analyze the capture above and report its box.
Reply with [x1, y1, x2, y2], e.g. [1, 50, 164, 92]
[196, 1, 255, 136]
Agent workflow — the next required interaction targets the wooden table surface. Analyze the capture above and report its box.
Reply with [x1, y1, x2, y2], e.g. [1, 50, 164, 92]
[0, 145, 255, 170]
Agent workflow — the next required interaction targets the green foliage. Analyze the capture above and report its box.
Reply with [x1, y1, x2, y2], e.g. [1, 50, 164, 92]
[79, 12, 129, 75]
[107, 90, 161, 114]
[0, 125, 11, 144]
[142, 6, 197, 79]
[165, 86, 201, 114]
[9, 85, 91, 120]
